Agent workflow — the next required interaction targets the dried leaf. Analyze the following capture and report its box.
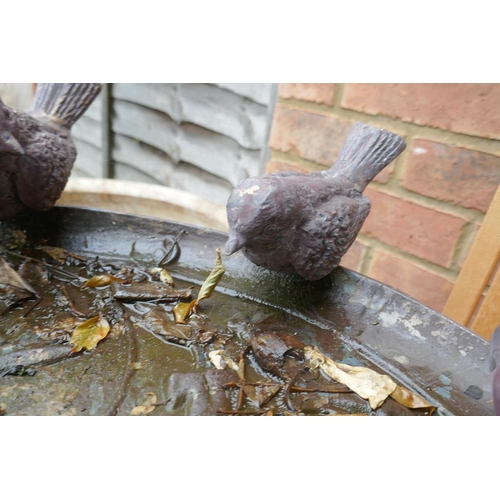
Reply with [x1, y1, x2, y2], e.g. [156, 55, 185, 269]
[172, 249, 225, 324]
[37, 246, 70, 265]
[130, 392, 157, 415]
[390, 385, 435, 414]
[173, 300, 196, 324]
[196, 249, 225, 304]
[82, 275, 126, 288]
[70, 316, 110, 353]
[141, 309, 192, 345]
[304, 346, 397, 410]
[147, 267, 174, 286]
[159, 240, 181, 266]
[0, 256, 37, 294]
[250, 331, 290, 378]
[208, 350, 239, 372]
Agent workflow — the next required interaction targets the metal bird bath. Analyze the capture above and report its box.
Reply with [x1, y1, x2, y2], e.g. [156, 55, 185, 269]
[0, 207, 493, 415]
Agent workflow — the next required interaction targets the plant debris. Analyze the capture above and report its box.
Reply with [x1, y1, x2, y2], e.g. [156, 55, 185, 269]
[173, 248, 225, 323]
[130, 392, 158, 415]
[0, 230, 437, 416]
[70, 316, 111, 353]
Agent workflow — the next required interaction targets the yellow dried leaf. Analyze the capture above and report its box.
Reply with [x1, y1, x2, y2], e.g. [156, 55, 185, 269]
[304, 345, 397, 410]
[196, 248, 225, 304]
[70, 316, 110, 353]
[390, 385, 435, 414]
[172, 249, 225, 324]
[208, 350, 239, 372]
[130, 392, 157, 415]
[82, 275, 123, 288]
[147, 267, 174, 286]
[159, 269, 174, 286]
[173, 300, 196, 324]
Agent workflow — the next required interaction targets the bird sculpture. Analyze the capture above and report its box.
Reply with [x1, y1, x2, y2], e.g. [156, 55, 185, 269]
[0, 83, 102, 219]
[225, 122, 406, 281]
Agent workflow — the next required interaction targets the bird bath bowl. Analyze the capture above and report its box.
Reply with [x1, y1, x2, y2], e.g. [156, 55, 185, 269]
[0, 207, 493, 415]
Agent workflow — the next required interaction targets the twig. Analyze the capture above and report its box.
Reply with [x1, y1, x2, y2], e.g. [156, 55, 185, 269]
[3, 250, 84, 281]
[284, 371, 300, 412]
[290, 386, 352, 394]
[217, 410, 267, 416]
[61, 284, 87, 317]
[22, 296, 43, 318]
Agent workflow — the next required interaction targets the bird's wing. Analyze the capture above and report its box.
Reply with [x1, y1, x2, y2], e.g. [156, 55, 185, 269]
[291, 195, 370, 281]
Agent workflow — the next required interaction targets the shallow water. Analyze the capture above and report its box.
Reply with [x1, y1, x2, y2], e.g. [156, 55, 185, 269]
[0, 239, 431, 416]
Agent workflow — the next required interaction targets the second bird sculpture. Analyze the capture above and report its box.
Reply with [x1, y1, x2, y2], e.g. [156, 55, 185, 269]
[225, 122, 406, 281]
[0, 83, 102, 219]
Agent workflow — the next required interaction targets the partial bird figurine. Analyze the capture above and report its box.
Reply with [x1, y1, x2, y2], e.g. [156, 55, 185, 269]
[0, 83, 102, 219]
[225, 122, 406, 281]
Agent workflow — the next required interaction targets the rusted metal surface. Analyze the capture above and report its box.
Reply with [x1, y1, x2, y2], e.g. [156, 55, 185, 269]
[0, 207, 493, 415]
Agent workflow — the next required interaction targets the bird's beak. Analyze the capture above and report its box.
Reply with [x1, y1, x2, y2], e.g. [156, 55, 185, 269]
[0, 131, 24, 155]
[225, 233, 245, 255]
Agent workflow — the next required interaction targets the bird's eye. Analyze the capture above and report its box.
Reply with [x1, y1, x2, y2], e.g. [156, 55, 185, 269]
[262, 224, 278, 237]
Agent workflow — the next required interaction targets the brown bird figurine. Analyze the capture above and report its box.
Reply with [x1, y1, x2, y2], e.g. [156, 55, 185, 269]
[0, 83, 102, 219]
[225, 122, 406, 281]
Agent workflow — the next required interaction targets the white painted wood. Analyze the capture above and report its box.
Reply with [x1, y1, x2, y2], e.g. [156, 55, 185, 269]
[57, 178, 228, 231]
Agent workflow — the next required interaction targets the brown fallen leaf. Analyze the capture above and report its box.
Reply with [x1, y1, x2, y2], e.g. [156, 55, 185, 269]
[37, 246, 70, 265]
[0, 256, 37, 294]
[390, 385, 435, 414]
[70, 316, 110, 353]
[130, 392, 157, 416]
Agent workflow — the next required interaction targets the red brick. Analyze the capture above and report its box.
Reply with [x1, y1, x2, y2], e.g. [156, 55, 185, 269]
[340, 240, 367, 272]
[402, 138, 500, 213]
[369, 251, 454, 312]
[269, 106, 354, 166]
[279, 83, 335, 105]
[342, 84, 500, 140]
[361, 187, 466, 267]
[265, 161, 311, 175]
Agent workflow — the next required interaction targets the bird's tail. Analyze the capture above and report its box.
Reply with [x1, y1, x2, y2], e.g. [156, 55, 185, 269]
[327, 122, 406, 191]
[28, 83, 103, 128]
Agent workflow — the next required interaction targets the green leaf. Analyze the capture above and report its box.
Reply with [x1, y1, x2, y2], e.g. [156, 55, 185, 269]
[70, 316, 110, 353]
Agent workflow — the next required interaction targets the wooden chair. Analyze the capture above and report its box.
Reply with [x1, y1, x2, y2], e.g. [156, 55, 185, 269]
[443, 183, 500, 340]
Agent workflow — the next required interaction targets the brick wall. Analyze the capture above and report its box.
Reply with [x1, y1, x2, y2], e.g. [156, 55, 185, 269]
[267, 84, 500, 313]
